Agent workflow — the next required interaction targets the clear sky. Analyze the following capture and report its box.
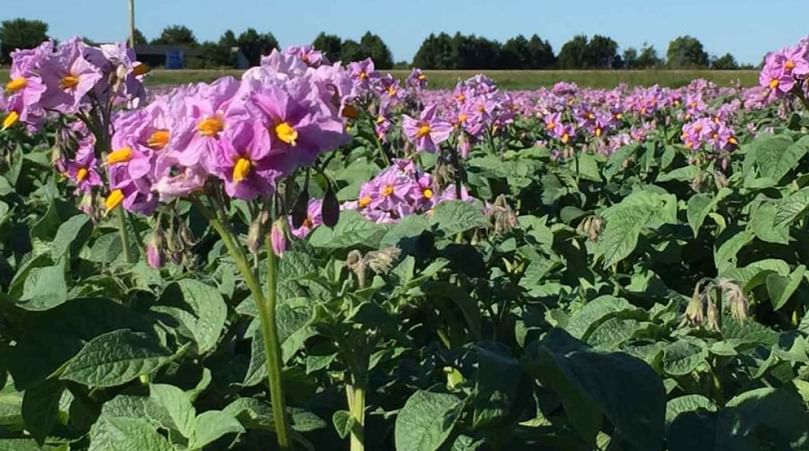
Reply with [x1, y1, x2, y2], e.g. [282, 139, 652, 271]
[4, 0, 808, 65]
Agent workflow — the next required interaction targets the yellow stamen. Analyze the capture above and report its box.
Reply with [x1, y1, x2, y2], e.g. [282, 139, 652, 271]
[359, 196, 372, 208]
[769, 78, 779, 90]
[380, 184, 394, 197]
[2, 111, 20, 130]
[232, 157, 252, 183]
[415, 124, 431, 138]
[106, 147, 134, 165]
[561, 133, 570, 144]
[546, 122, 555, 131]
[418, 73, 428, 81]
[60, 74, 79, 90]
[197, 116, 224, 137]
[76, 167, 88, 182]
[275, 122, 298, 145]
[302, 216, 313, 228]
[458, 113, 468, 124]
[785, 59, 796, 71]
[359, 71, 368, 81]
[147, 129, 170, 150]
[386, 85, 397, 97]
[6, 77, 27, 92]
[729, 136, 738, 145]
[595, 127, 602, 137]
[133, 63, 151, 76]
[423, 188, 433, 199]
[105, 189, 125, 212]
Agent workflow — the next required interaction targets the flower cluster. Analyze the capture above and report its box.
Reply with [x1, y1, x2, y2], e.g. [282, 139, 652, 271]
[2, 38, 147, 132]
[759, 37, 809, 99]
[681, 118, 738, 153]
[343, 159, 470, 224]
[103, 48, 351, 215]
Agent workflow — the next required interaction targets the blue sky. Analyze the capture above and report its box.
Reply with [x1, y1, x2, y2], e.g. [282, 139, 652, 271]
[4, 0, 808, 64]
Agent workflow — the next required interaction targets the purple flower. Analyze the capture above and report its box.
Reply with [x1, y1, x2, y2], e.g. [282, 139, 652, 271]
[39, 38, 103, 114]
[213, 119, 280, 200]
[402, 104, 453, 152]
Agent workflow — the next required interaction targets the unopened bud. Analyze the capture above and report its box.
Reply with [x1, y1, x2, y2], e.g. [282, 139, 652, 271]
[146, 228, 164, 269]
[270, 219, 289, 258]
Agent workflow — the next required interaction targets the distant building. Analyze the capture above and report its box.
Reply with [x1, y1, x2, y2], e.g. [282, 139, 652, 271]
[134, 45, 198, 69]
[133, 44, 249, 69]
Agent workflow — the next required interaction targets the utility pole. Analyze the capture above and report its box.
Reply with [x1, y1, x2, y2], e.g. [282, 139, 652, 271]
[128, 0, 135, 48]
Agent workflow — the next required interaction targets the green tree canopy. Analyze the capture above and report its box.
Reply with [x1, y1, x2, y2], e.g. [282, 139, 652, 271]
[500, 35, 530, 69]
[712, 53, 739, 70]
[312, 32, 343, 63]
[237, 28, 278, 66]
[526, 34, 556, 69]
[637, 44, 662, 69]
[558, 35, 589, 69]
[667, 35, 709, 68]
[131, 28, 148, 46]
[584, 35, 620, 68]
[0, 18, 49, 62]
[152, 25, 197, 46]
[340, 39, 363, 63]
[359, 32, 393, 69]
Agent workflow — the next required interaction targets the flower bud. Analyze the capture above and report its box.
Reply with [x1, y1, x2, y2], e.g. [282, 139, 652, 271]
[146, 229, 164, 269]
[246, 210, 270, 254]
[706, 299, 720, 331]
[270, 219, 289, 258]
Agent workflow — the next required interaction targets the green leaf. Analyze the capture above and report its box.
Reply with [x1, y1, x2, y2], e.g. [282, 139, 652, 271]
[308, 210, 387, 249]
[767, 265, 806, 311]
[753, 134, 807, 183]
[51, 214, 92, 260]
[663, 340, 708, 376]
[0, 439, 44, 451]
[60, 330, 173, 387]
[189, 410, 245, 449]
[575, 152, 601, 182]
[17, 264, 67, 311]
[565, 296, 636, 339]
[665, 394, 716, 426]
[147, 384, 195, 439]
[750, 201, 790, 245]
[332, 410, 354, 439]
[429, 200, 487, 236]
[472, 346, 520, 428]
[687, 188, 729, 237]
[595, 191, 676, 268]
[21, 380, 63, 445]
[717, 387, 809, 450]
[89, 415, 173, 451]
[774, 188, 809, 228]
[525, 337, 666, 451]
[656, 165, 700, 182]
[165, 279, 227, 354]
[394, 390, 464, 451]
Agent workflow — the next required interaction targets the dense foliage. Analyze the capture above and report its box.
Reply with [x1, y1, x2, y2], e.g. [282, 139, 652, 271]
[1, 35, 809, 451]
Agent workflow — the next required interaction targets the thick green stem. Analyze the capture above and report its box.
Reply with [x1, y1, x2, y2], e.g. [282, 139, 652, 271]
[196, 199, 292, 450]
[116, 207, 133, 263]
[347, 380, 366, 451]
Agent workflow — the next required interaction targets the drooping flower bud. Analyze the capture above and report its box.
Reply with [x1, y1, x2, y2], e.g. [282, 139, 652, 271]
[681, 281, 705, 328]
[706, 299, 720, 331]
[246, 210, 270, 254]
[270, 218, 289, 258]
[146, 228, 164, 269]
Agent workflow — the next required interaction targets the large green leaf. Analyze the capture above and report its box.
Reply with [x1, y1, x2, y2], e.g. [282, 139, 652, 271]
[394, 390, 464, 451]
[189, 410, 245, 449]
[51, 214, 92, 260]
[147, 384, 195, 439]
[308, 210, 387, 249]
[525, 335, 666, 451]
[662, 340, 708, 376]
[17, 264, 67, 311]
[89, 415, 173, 451]
[429, 200, 488, 236]
[60, 330, 173, 387]
[159, 279, 227, 354]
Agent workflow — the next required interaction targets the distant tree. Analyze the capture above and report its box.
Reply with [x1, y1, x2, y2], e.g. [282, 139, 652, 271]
[453, 33, 501, 69]
[340, 39, 363, 62]
[359, 32, 393, 69]
[0, 18, 49, 62]
[583, 34, 619, 68]
[237, 28, 278, 66]
[667, 35, 709, 68]
[393, 60, 409, 69]
[188, 41, 232, 68]
[623, 47, 639, 69]
[413, 33, 455, 69]
[500, 35, 530, 69]
[636, 43, 662, 68]
[526, 34, 556, 69]
[152, 25, 197, 46]
[712, 53, 739, 70]
[132, 28, 148, 46]
[558, 35, 589, 69]
[312, 32, 342, 62]
[218, 30, 238, 49]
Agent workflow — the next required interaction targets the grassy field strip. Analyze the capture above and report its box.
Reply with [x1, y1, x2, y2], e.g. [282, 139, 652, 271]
[0, 68, 759, 89]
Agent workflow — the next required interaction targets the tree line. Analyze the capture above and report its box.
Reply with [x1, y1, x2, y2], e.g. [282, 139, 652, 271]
[0, 18, 750, 70]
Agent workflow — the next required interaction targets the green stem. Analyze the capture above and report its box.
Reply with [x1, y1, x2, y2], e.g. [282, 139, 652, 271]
[348, 380, 366, 451]
[263, 243, 292, 450]
[195, 198, 292, 450]
[116, 207, 133, 263]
